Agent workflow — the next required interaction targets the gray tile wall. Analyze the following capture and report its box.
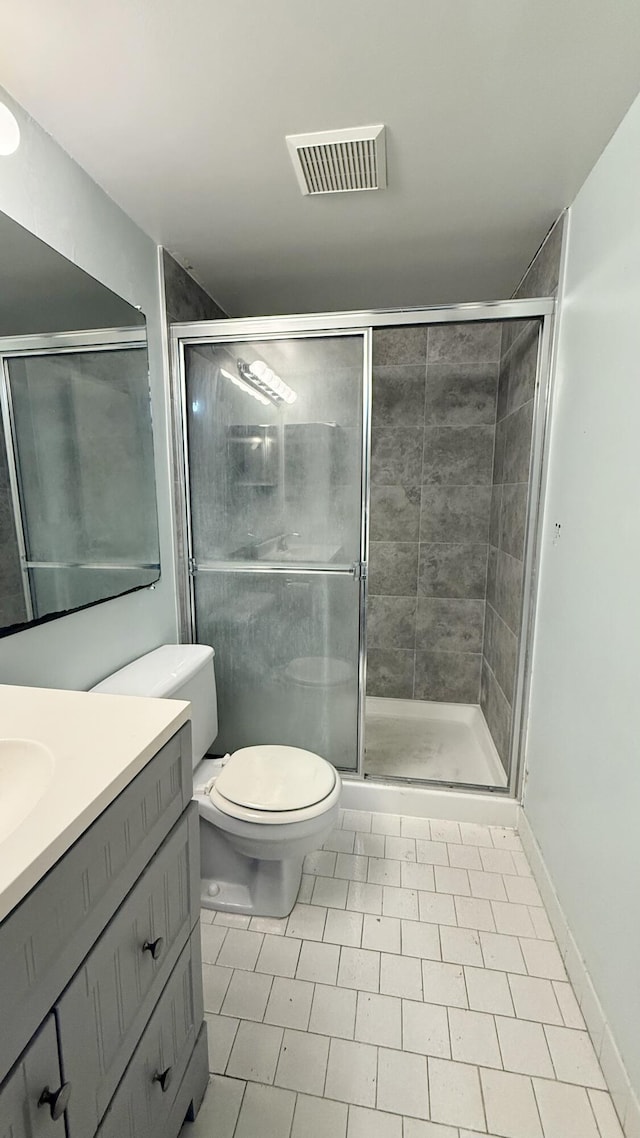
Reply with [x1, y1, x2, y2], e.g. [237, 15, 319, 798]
[481, 214, 565, 770]
[162, 249, 228, 323]
[367, 322, 501, 704]
[0, 435, 27, 628]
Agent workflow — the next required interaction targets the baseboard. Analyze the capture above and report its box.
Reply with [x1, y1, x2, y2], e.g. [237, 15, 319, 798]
[341, 778, 519, 826]
[518, 808, 640, 1137]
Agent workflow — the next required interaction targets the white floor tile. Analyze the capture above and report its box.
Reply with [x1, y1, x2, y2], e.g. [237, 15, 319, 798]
[220, 970, 272, 1021]
[335, 853, 369, 881]
[309, 982, 357, 1039]
[362, 914, 401, 953]
[216, 928, 263, 971]
[428, 1056, 485, 1130]
[297, 874, 314, 903]
[519, 938, 566, 981]
[421, 960, 468, 1008]
[226, 1020, 284, 1084]
[348, 1103, 402, 1138]
[296, 939, 340, 985]
[508, 974, 563, 1025]
[201, 922, 227, 963]
[544, 1025, 607, 1088]
[202, 963, 233, 1013]
[401, 918, 440, 960]
[435, 866, 470, 896]
[287, 903, 327, 941]
[383, 885, 419, 920]
[495, 1016, 555, 1077]
[481, 1067, 543, 1138]
[355, 990, 402, 1048]
[248, 915, 289, 935]
[325, 1037, 378, 1106]
[199, 907, 216, 924]
[324, 829, 357, 854]
[312, 875, 349, 909]
[354, 831, 387, 857]
[324, 907, 364, 947]
[264, 976, 314, 1030]
[204, 1013, 239, 1073]
[431, 820, 462, 844]
[459, 822, 494, 847]
[380, 952, 423, 1000]
[533, 1077, 600, 1138]
[378, 1047, 429, 1119]
[418, 890, 457, 926]
[440, 925, 483, 967]
[480, 931, 527, 974]
[188, 1075, 245, 1138]
[400, 816, 433, 840]
[338, 946, 381, 992]
[371, 812, 402, 836]
[491, 826, 522, 850]
[480, 847, 517, 874]
[529, 908, 555, 940]
[292, 1093, 348, 1138]
[401, 862, 436, 892]
[348, 880, 384, 915]
[504, 875, 543, 907]
[449, 1007, 502, 1068]
[552, 981, 585, 1029]
[492, 901, 537, 938]
[416, 839, 449, 866]
[368, 857, 402, 887]
[402, 999, 451, 1058]
[275, 1027, 330, 1095]
[342, 809, 372, 832]
[255, 934, 301, 978]
[512, 851, 533, 876]
[448, 844, 483, 870]
[468, 869, 508, 901]
[234, 1081, 295, 1138]
[215, 912, 252, 928]
[587, 1089, 625, 1138]
[305, 849, 338, 876]
[405, 1121, 458, 1138]
[385, 836, 417, 861]
[455, 896, 496, 932]
[464, 965, 514, 1015]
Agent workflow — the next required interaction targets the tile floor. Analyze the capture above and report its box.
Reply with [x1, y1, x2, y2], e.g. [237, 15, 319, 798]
[181, 810, 623, 1138]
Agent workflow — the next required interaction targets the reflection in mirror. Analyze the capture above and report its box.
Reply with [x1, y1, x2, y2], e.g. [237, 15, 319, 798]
[0, 213, 160, 636]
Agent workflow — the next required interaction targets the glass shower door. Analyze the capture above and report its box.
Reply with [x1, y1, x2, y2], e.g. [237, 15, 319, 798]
[183, 333, 366, 771]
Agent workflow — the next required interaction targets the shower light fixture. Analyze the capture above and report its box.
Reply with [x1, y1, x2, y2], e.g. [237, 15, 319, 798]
[220, 367, 270, 407]
[239, 359, 297, 406]
[0, 102, 20, 155]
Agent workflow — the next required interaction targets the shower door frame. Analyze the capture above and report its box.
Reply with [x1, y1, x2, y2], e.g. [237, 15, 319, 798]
[170, 297, 555, 800]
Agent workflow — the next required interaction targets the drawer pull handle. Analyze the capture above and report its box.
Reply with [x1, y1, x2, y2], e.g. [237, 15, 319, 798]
[38, 1082, 71, 1121]
[153, 1066, 173, 1093]
[142, 936, 164, 960]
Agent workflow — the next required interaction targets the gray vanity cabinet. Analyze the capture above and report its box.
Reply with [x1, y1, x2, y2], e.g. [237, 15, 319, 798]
[0, 723, 208, 1138]
[0, 1017, 66, 1138]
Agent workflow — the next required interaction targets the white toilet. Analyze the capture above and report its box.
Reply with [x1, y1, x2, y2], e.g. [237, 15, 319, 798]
[92, 644, 341, 917]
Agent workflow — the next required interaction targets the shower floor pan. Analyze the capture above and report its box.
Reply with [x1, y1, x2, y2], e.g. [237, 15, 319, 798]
[364, 696, 507, 787]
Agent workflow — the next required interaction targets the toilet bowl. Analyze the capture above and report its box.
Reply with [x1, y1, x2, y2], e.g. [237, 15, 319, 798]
[91, 644, 341, 918]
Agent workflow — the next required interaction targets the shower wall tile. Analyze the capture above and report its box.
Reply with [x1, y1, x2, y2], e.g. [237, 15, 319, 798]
[500, 483, 528, 560]
[368, 595, 417, 649]
[162, 248, 227, 322]
[367, 649, 415, 698]
[503, 400, 534, 484]
[486, 545, 498, 608]
[427, 322, 502, 364]
[424, 363, 498, 426]
[484, 602, 518, 704]
[372, 326, 428, 365]
[370, 485, 421, 541]
[494, 549, 524, 633]
[513, 214, 564, 299]
[369, 542, 419, 596]
[416, 597, 485, 654]
[422, 425, 494, 485]
[414, 650, 482, 703]
[489, 484, 502, 548]
[417, 542, 487, 599]
[371, 428, 423, 485]
[480, 658, 512, 770]
[420, 484, 492, 543]
[506, 323, 539, 413]
[372, 366, 426, 426]
[492, 418, 507, 484]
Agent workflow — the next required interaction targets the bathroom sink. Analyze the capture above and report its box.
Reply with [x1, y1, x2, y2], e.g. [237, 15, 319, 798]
[0, 739, 55, 844]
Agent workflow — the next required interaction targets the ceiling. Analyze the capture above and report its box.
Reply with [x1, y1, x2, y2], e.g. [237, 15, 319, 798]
[2, 0, 640, 317]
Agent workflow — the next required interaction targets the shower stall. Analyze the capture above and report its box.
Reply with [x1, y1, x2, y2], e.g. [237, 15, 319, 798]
[170, 300, 553, 798]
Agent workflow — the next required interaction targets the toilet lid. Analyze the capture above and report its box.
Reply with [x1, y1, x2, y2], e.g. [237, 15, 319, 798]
[215, 745, 336, 812]
[282, 656, 353, 688]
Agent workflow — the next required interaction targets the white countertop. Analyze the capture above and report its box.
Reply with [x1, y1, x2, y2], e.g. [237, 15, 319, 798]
[0, 684, 190, 923]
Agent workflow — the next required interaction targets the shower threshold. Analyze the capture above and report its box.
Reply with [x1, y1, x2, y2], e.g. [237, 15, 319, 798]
[364, 696, 507, 788]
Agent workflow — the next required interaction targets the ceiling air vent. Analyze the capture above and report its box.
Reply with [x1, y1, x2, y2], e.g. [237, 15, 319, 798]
[286, 124, 387, 196]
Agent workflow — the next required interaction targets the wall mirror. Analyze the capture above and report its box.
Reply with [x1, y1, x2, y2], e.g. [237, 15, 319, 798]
[0, 211, 160, 636]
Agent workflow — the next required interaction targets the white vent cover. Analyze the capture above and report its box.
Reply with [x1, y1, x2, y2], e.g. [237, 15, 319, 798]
[286, 124, 387, 195]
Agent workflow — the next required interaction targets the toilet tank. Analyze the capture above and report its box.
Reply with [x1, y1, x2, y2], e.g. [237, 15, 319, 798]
[91, 644, 218, 768]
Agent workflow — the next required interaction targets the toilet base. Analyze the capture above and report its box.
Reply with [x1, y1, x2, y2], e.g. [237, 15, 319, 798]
[199, 814, 304, 917]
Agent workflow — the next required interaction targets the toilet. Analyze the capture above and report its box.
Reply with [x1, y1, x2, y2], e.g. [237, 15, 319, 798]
[91, 644, 341, 917]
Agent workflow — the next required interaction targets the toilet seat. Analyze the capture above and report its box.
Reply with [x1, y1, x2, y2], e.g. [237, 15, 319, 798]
[209, 744, 339, 825]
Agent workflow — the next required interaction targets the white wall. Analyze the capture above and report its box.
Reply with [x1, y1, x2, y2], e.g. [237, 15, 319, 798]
[0, 86, 177, 688]
[524, 90, 640, 1098]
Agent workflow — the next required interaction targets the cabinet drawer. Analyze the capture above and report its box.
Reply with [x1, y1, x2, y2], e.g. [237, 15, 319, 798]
[0, 1017, 66, 1138]
[57, 802, 199, 1137]
[96, 935, 200, 1138]
[0, 723, 192, 1084]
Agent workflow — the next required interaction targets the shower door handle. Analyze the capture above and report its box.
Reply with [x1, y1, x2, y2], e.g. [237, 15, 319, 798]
[351, 561, 367, 581]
